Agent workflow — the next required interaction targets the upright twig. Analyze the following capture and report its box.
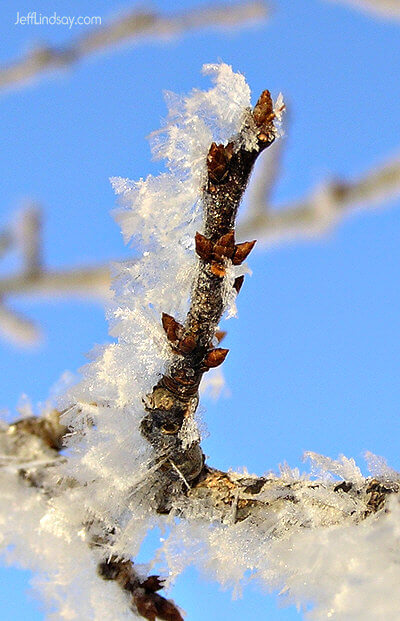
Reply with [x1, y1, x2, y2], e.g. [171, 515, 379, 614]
[141, 90, 280, 504]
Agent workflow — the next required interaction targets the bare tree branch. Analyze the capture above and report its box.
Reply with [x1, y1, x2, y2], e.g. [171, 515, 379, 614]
[0, 410, 184, 621]
[0, 2, 269, 93]
[2, 407, 399, 621]
[0, 207, 111, 345]
[141, 90, 279, 508]
[0, 303, 41, 346]
[239, 153, 400, 244]
[3, 72, 400, 618]
[0, 266, 111, 298]
[325, 0, 400, 20]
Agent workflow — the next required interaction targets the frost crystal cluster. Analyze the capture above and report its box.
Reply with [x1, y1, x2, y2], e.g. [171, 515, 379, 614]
[1, 63, 400, 621]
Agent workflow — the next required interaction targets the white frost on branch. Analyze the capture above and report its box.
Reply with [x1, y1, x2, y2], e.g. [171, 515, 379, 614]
[161, 454, 400, 620]
[0, 63, 256, 618]
[1, 63, 399, 621]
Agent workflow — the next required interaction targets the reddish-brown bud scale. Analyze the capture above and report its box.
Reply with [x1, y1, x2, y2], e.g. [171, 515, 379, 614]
[215, 330, 227, 343]
[233, 275, 245, 294]
[232, 240, 257, 265]
[195, 232, 213, 261]
[253, 89, 274, 127]
[207, 142, 234, 184]
[161, 313, 182, 343]
[135, 594, 158, 621]
[213, 230, 235, 260]
[141, 575, 164, 593]
[178, 334, 197, 354]
[210, 261, 226, 278]
[135, 591, 184, 621]
[203, 348, 229, 368]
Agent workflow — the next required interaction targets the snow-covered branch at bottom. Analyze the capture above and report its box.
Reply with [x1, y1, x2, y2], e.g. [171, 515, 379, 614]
[2, 411, 400, 619]
[0, 411, 185, 621]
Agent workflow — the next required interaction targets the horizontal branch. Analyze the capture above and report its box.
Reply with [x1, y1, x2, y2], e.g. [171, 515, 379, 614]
[2, 413, 399, 580]
[0, 206, 111, 345]
[0, 2, 269, 92]
[185, 463, 398, 527]
[0, 266, 111, 298]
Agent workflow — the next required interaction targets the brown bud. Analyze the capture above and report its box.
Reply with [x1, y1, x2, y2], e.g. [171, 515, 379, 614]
[204, 348, 229, 368]
[253, 90, 274, 127]
[233, 275, 245, 294]
[195, 232, 213, 261]
[171, 369, 198, 388]
[215, 330, 226, 343]
[232, 240, 257, 265]
[213, 230, 235, 260]
[210, 261, 226, 278]
[161, 313, 182, 343]
[207, 142, 234, 183]
[141, 575, 165, 593]
[178, 333, 197, 354]
[135, 591, 184, 621]
[161, 422, 180, 435]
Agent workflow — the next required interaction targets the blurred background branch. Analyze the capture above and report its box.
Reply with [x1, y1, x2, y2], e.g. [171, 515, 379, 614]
[1, 0, 399, 348]
[327, 0, 400, 20]
[0, 1, 269, 93]
[0, 206, 111, 346]
[4, 148, 400, 347]
[239, 151, 400, 244]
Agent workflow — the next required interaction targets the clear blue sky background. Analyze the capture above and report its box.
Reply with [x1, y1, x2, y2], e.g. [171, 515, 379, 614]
[1, 0, 400, 619]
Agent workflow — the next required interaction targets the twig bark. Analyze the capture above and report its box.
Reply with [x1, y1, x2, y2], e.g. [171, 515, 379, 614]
[141, 91, 279, 506]
[186, 465, 398, 527]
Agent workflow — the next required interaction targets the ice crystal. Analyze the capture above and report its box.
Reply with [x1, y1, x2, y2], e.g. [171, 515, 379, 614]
[1, 62, 397, 621]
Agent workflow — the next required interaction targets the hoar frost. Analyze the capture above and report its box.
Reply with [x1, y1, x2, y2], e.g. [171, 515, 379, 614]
[0, 63, 263, 619]
[1, 62, 398, 621]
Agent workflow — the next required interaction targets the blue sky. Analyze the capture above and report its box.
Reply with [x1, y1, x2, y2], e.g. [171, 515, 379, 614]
[0, 0, 400, 619]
